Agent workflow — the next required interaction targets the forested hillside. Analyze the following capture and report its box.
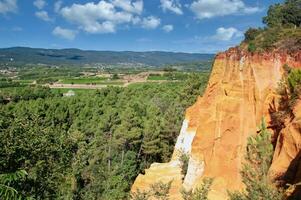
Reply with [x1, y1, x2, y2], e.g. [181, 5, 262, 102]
[0, 73, 209, 199]
[0, 47, 214, 67]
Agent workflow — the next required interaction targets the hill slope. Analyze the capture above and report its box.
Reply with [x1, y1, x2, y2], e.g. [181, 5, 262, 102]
[0, 47, 214, 67]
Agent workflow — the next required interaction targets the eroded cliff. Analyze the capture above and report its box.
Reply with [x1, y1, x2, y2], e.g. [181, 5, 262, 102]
[131, 48, 301, 199]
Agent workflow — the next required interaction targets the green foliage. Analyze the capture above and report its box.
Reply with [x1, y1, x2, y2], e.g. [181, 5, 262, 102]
[181, 178, 213, 200]
[36, 77, 58, 84]
[0, 85, 58, 103]
[131, 181, 172, 200]
[111, 74, 119, 80]
[288, 69, 301, 96]
[243, 0, 301, 51]
[0, 78, 20, 88]
[0, 73, 209, 200]
[179, 152, 189, 177]
[60, 77, 107, 84]
[263, 3, 285, 27]
[247, 42, 256, 53]
[244, 28, 262, 42]
[263, 0, 301, 28]
[228, 119, 284, 200]
[0, 170, 28, 200]
[130, 189, 149, 200]
[150, 181, 172, 200]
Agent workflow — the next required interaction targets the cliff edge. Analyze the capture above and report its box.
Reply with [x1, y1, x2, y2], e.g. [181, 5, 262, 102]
[131, 48, 301, 199]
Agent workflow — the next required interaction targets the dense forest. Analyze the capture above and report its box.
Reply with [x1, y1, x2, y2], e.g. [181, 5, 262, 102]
[0, 73, 209, 200]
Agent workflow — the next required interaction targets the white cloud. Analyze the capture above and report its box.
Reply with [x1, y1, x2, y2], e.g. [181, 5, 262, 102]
[141, 16, 160, 29]
[160, 0, 182, 15]
[213, 27, 242, 41]
[111, 0, 143, 14]
[0, 0, 17, 14]
[162, 24, 173, 32]
[60, 1, 134, 34]
[35, 10, 52, 21]
[190, 0, 260, 19]
[52, 26, 77, 40]
[33, 0, 46, 9]
[54, 0, 62, 13]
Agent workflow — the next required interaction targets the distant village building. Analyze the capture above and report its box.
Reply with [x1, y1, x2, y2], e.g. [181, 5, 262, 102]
[63, 90, 75, 97]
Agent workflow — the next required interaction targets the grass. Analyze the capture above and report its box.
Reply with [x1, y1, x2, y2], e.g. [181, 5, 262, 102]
[59, 77, 108, 84]
[147, 75, 170, 81]
[93, 81, 124, 85]
[13, 80, 34, 85]
[128, 81, 183, 89]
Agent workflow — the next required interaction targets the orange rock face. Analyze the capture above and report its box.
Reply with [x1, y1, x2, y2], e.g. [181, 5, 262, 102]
[269, 99, 301, 198]
[131, 48, 301, 199]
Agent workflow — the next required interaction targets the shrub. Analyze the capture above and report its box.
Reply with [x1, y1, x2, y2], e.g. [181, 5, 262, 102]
[288, 69, 301, 95]
[244, 28, 262, 42]
[181, 178, 213, 200]
[247, 42, 257, 53]
[228, 119, 284, 200]
[130, 181, 172, 200]
[179, 152, 190, 177]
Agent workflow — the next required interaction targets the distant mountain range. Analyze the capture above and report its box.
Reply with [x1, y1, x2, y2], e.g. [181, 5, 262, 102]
[0, 47, 214, 67]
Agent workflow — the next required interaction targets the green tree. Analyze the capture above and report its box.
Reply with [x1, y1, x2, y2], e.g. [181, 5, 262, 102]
[228, 119, 283, 200]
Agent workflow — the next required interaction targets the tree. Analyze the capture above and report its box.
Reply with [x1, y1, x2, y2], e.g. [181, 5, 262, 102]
[263, 0, 301, 28]
[228, 119, 284, 200]
[244, 28, 262, 42]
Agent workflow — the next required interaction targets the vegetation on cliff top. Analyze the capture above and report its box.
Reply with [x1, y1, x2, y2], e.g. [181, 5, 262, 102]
[242, 0, 301, 52]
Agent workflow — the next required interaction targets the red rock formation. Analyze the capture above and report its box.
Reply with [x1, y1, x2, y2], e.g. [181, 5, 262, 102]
[131, 48, 301, 199]
[270, 99, 301, 198]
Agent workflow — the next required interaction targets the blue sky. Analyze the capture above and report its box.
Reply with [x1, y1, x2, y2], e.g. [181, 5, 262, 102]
[0, 0, 283, 53]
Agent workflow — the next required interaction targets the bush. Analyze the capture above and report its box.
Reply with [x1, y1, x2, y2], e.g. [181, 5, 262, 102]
[288, 69, 301, 95]
[247, 42, 257, 53]
[131, 181, 172, 200]
[228, 119, 284, 200]
[244, 28, 262, 42]
[179, 152, 189, 177]
[181, 178, 213, 200]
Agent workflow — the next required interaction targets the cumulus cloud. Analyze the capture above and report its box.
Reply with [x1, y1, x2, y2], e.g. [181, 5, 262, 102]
[0, 0, 17, 14]
[162, 24, 173, 32]
[35, 10, 52, 21]
[111, 0, 143, 14]
[60, 1, 135, 34]
[160, 0, 182, 15]
[190, 0, 260, 19]
[59, 0, 160, 33]
[213, 27, 242, 41]
[33, 0, 46, 9]
[141, 16, 161, 29]
[52, 26, 77, 40]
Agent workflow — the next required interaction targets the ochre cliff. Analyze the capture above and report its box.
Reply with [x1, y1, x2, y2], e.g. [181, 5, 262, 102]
[131, 48, 301, 199]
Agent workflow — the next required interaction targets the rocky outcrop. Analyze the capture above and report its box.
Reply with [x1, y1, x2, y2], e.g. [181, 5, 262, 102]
[131, 48, 301, 199]
[269, 99, 301, 198]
